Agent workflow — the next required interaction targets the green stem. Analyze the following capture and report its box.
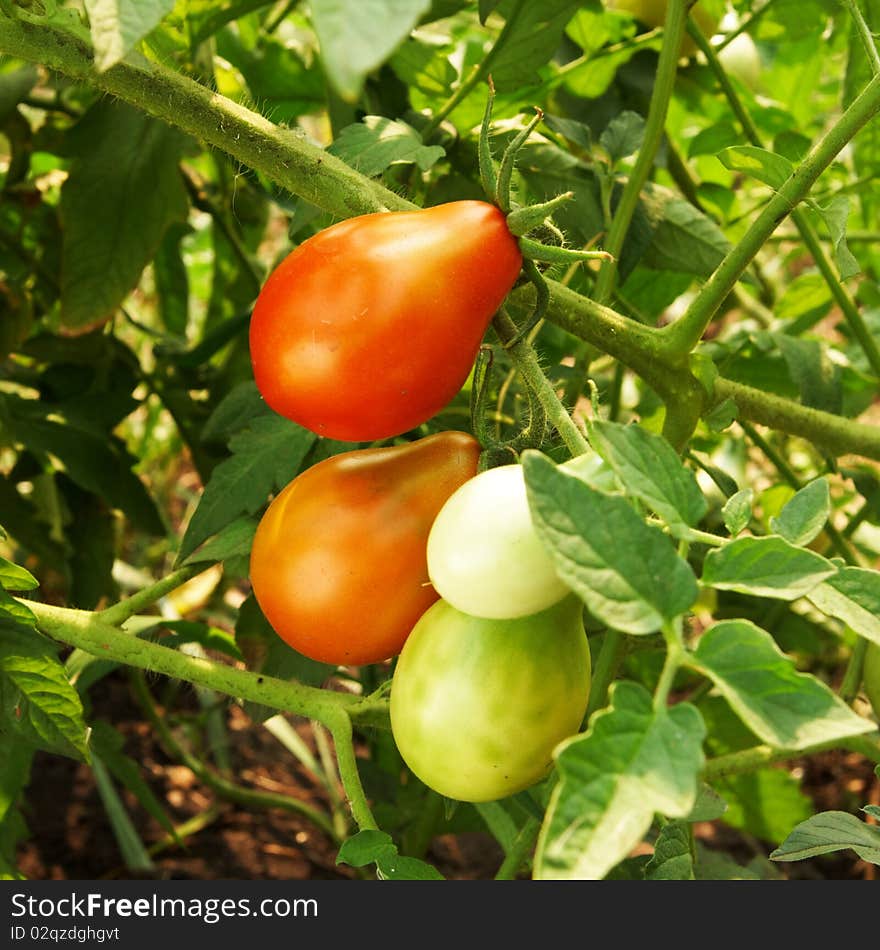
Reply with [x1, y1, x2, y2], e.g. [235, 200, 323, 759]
[584, 630, 627, 721]
[593, 0, 689, 303]
[493, 308, 589, 457]
[703, 732, 880, 780]
[27, 599, 370, 724]
[693, 22, 880, 380]
[844, 0, 880, 75]
[130, 671, 342, 841]
[716, 377, 880, 462]
[659, 71, 880, 356]
[0, 15, 410, 219]
[97, 565, 206, 627]
[654, 619, 685, 711]
[326, 711, 378, 832]
[495, 817, 540, 880]
[840, 637, 870, 706]
[420, 0, 527, 141]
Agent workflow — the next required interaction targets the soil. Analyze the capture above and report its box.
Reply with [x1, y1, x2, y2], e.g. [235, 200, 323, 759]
[15, 670, 879, 882]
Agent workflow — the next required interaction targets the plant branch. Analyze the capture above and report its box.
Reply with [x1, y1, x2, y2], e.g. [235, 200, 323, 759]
[714, 378, 880, 462]
[97, 565, 206, 627]
[703, 732, 880, 779]
[659, 68, 880, 355]
[593, 0, 689, 302]
[844, 0, 880, 76]
[420, 0, 527, 141]
[0, 14, 411, 219]
[691, 21, 880, 379]
[26, 599, 371, 724]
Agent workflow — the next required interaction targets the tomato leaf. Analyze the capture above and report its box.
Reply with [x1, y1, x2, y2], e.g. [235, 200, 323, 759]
[0, 615, 90, 762]
[84, 0, 176, 71]
[768, 477, 830, 546]
[486, 0, 582, 92]
[808, 195, 861, 281]
[717, 145, 794, 191]
[309, 0, 432, 101]
[805, 566, 880, 647]
[0, 559, 38, 593]
[770, 811, 880, 865]
[701, 535, 836, 600]
[522, 451, 699, 635]
[329, 116, 445, 175]
[599, 111, 645, 165]
[336, 829, 445, 880]
[2, 393, 164, 537]
[176, 416, 316, 565]
[588, 420, 708, 531]
[644, 821, 694, 880]
[721, 488, 754, 536]
[689, 619, 873, 749]
[60, 99, 189, 331]
[534, 681, 705, 880]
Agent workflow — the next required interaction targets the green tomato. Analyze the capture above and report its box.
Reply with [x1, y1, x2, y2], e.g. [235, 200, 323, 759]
[864, 642, 880, 720]
[426, 463, 571, 620]
[718, 32, 761, 90]
[390, 595, 591, 803]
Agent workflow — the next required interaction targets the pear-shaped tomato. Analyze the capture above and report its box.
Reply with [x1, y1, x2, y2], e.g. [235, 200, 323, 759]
[248, 201, 522, 442]
[249, 431, 481, 666]
[390, 596, 591, 803]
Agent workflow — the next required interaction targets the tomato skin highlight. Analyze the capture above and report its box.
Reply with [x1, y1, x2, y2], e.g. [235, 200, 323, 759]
[248, 431, 481, 666]
[248, 201, 523, 442]
[390, 595, 591, 803]
[427, 463, 571, 619]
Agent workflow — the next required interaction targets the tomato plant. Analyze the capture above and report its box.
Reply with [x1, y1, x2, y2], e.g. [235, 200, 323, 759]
[390, 595, 591, 803]
[249, 201, 522, 442]
[249, 431, 480, 665]
[427, 463, 571, 619]
[865, 644, 880, 721]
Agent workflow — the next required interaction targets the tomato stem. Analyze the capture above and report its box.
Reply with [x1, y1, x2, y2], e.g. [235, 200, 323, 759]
[505, 192, 574, 237]
[478, 76, 498, 202]
[495, 107, 544, 213]
[518, 236, 614, 265]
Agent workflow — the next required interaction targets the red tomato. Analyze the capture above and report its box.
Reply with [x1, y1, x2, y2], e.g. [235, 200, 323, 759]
[248, 201, 522, 441]
[248, 431, 481, 666]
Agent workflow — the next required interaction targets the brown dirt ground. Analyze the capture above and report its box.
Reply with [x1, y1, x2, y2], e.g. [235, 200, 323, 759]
[15, 670, 879, 882]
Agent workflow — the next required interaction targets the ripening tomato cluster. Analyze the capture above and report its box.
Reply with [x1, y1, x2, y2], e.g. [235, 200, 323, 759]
[247, 201, 592, 803]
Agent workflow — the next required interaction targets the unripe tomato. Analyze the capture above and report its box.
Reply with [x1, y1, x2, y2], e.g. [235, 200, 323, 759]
[604, 0, 720, 57]
[864, 642, 880, 720]
[427, 463, 571, 619]
[718, 32, 761, 90]
[249, 201, 522, 442]
[390, 596, 591, 803]
[249, 431, 481, 666]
